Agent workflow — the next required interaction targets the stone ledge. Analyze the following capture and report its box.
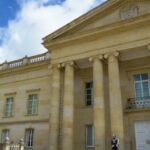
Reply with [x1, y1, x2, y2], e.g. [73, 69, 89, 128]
[124, 108, 150, 113]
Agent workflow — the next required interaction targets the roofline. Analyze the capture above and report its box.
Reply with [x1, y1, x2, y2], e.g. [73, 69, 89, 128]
[42, 0, 119, 42]
[0, 51, 49, 65]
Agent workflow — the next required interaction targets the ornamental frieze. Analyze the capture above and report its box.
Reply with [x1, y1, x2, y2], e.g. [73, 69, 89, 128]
[120, 3, 139, 20]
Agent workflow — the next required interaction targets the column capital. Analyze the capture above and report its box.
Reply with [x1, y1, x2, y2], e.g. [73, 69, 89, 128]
[61, 61, 74, 67]
[104, 51, 119, 59]
[49, 63, 62, 69]
[89, 55, 103, 62]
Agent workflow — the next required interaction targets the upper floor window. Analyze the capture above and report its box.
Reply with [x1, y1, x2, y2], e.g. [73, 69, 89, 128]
[1, 129, 9, 143]
[25, 128, 34, 148]
[27, 94, 38, 115]
[133, 73, 150, 98]
[86, 124, 94, 148]
[4, 97, 13, 117]
[85, 82, 93, 106]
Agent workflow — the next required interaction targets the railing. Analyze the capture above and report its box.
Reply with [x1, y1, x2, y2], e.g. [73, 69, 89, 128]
[0, 137, 24, 150]
[9, 60, 23, 68]
[9, 144, 20, 150]
[126, 97, 150, 109]
[0, 52, 50, 71]
[29, 54, 46, 64]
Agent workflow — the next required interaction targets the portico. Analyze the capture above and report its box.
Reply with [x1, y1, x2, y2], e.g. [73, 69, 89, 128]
[47, 49, 127, 150]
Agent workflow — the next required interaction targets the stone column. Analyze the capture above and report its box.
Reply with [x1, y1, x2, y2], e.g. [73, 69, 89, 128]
[89, 56, 105, 150]
[62, 61, 74, 150]
[49, 64, 61, 150]
[105, 52, 124, 150]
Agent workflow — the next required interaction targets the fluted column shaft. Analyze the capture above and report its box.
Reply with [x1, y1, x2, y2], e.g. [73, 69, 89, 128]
[107, 52, 124, 150]
[92, 56, 105, 150]
[62, 62, 74, 150]
[49, 65, 61, 150]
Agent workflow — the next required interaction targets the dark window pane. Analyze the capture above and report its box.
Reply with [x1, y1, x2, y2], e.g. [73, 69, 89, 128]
[134, 74, 141, 81]
[87, 89, 92, 94]
[143, 82, 149, 97]
[87, 95, 92, 99]
[85, 82, 93, 106]
[141, 73, 148, 80]
[86, 82, 92, 88]
[86, 100, 92, 106]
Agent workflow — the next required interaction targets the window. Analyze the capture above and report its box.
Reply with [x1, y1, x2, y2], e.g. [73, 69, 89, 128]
[4, 97, 13, 117]
[86, 125, 94, 147]
[133, 73, 150, 98]
[27, 94, 38, 115]
[85, 82, 93, 106]
[25, 129, 34, 148]
[1, 129, 9, 143]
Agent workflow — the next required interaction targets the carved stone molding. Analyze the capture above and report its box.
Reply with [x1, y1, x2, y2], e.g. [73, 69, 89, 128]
[49, 63, 62, 69]
[89, 55, 103, 62]
[26, 88, 41, 93]
[120, 3, 139, 20]
[61, 61, 74, 67]
[104, 51, 119, 59]
[4, 92, 17, 96]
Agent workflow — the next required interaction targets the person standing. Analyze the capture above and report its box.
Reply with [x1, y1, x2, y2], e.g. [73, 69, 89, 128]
[111, 135, 119, 150]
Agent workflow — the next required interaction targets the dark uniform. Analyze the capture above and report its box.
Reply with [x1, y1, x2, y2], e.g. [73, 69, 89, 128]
[111, 137, 119, 150]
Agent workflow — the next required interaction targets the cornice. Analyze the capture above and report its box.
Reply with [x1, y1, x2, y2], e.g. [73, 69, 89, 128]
[44, 13, 150, 49]
[0, 119, 49, 125]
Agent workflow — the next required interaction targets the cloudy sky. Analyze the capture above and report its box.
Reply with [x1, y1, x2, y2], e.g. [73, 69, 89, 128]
[0, 0, 106, 63]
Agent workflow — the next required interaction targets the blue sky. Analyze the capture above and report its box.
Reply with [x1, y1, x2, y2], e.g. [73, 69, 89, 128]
[0, 0, 20, 27]
[0, 0, 106, 63]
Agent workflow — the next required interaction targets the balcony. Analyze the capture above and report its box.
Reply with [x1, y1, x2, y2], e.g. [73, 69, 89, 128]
[126, 97, 150, 110]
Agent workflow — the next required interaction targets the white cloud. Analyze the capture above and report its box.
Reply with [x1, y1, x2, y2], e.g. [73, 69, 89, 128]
[0, 0, 106, 63]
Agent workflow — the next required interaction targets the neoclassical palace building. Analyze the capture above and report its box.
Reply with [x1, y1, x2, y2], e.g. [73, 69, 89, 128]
[0, 0, 150, 150]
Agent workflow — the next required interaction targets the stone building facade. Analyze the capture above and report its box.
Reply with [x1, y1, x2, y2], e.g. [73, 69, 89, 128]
[0, 0, 150, 150]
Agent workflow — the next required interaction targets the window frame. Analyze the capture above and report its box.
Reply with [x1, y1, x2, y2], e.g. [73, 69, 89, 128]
[4, 97, 14, 118]
[1, 129, 10, 143]
[85, 124, 94, 148]
[133, 73, 150, 98]
[25, 128, 34, 148]
[85, 81, 93, 106]
[27, 94, 38, 115]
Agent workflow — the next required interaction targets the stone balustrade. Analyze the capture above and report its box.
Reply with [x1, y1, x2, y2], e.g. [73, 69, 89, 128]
[0, 52, 50, 71]
[0, 137, 24, 150]
[126, 97, 150, 109]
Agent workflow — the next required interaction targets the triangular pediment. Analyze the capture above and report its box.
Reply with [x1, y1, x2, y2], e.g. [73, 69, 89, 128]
[43, 0, 150, 43]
